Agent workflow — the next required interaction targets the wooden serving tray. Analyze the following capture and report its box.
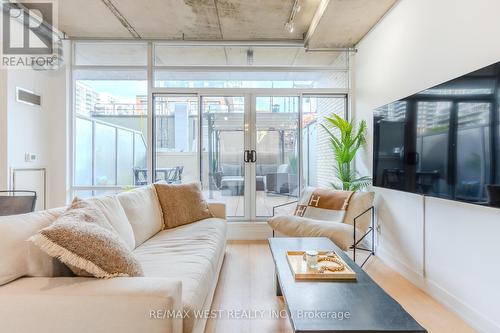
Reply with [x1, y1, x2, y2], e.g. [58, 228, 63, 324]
[286, 251, 357, 281]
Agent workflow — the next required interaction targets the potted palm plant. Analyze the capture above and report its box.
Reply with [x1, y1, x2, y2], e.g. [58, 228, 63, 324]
[321, 114, 371, 191]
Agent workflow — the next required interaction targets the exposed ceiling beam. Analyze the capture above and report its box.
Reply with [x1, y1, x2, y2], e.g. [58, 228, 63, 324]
[101, 0, 141, 39]
[303, 0, 330, 48]
[67, 38, 305, 47]
[213, 0, 224, 39]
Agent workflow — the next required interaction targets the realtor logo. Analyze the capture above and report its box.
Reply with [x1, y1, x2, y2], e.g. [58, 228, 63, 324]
[1, 0, 59, 69]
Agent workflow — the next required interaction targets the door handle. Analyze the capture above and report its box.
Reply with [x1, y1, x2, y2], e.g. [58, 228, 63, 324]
[244, 150, 250, 163]
[251, 150, 257, 163]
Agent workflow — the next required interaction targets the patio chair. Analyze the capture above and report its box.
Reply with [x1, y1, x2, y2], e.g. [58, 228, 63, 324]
[133, 168, 148, 186]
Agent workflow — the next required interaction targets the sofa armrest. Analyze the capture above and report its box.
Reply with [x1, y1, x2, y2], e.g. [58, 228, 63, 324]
[0, 277, 182, 333]
[208, 202, 226, 219]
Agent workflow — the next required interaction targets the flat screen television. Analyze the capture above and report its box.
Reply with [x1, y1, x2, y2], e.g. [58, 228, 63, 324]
[373, 61, 500, 208]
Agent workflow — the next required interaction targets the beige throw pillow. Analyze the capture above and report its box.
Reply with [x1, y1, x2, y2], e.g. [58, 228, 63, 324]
[154, 182, 213, 229]
[29, 198, 143, 278]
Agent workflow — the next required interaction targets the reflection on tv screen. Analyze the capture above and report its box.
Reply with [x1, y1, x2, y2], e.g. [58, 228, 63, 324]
[373, 61, 500, 208]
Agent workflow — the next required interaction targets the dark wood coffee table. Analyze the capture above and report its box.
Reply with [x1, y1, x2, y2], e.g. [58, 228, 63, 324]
[269, 237, 427, 333]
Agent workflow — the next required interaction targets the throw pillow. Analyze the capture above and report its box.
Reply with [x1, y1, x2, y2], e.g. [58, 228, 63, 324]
[154, 182, 213, 229]
[294, 187, 354, 222]
[29, 198, 143, 278]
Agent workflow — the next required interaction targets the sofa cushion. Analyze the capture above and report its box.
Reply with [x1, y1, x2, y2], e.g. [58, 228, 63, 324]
[30, 198, 143, 278]
[268, 215, 363, 251]
[154, 182, 212, 229]
[343, 191, 375, 232]
[117, 185, 164, 246]
[87, 195, 135, 250]
[0, 208, 72, 286]
[133, 218, 227, 333]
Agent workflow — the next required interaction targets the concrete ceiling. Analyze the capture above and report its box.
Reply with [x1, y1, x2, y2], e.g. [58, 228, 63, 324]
[306, 0, 398, 47]
[58, 0, 398, 48]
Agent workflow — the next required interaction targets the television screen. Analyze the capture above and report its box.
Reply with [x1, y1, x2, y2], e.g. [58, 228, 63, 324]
[373, 61, 500, 207]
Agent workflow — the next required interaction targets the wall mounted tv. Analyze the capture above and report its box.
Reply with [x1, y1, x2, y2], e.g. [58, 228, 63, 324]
[373, 61, 500, 208]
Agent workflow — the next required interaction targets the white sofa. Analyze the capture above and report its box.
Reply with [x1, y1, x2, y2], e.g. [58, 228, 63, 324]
[0, 185, 227, 333]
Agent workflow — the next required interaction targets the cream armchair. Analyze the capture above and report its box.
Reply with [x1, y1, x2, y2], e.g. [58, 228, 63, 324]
[268, 191, 375, 267]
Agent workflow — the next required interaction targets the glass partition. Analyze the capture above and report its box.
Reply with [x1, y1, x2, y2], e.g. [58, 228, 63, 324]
[255, 96, 299, 217]
[302, 95, 347, 188]
[72, 41, 350, 216]
[201, 96, 246, 218]
[73, 75, 148, 188]
[153, 95, 199, 184]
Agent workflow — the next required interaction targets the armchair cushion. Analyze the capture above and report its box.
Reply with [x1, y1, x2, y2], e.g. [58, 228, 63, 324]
[343, 191, 375, 232]
[268, 215, 363, 251]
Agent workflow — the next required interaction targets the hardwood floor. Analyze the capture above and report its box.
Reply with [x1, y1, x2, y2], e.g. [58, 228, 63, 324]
[205, 241, 476, 333]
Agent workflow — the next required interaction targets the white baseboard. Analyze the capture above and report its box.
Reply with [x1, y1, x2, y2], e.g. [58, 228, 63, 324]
[377, 247, 499, 333]
[376, 247, 425, 289]
[423, 277, 500, 333]
[227, 222, 273, 240]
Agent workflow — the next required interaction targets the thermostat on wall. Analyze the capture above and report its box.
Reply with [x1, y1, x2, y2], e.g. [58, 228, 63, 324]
[24, 153, 38, 162]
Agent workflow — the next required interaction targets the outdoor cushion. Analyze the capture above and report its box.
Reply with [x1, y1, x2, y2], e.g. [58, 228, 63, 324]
[277, 164, 290, 173]
[117, 185, 164, 247]
[258, 164, 277, 176]
[221, 164, 241, 176]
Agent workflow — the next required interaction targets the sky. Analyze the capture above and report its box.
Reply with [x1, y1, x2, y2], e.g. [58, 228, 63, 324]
[83, 80, 147, 101]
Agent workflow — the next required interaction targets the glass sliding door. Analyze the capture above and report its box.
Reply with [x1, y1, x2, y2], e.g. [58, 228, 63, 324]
[153, 95, 199, 185]
[201, 96, 246, 218]
[254, 96, 300, 217]
[148, 92, 349, 221]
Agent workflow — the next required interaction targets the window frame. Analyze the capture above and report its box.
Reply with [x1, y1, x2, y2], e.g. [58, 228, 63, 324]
[70, 40, 351, 204]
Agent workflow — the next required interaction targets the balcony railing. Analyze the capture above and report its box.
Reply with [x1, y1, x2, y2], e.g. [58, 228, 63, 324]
[74, 115, 147, 188]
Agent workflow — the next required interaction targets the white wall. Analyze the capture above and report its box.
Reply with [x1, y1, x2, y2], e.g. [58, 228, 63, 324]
[353, 0, 500, 332]
[0, 70, 8, 190]
[1, 41, 70, 208]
